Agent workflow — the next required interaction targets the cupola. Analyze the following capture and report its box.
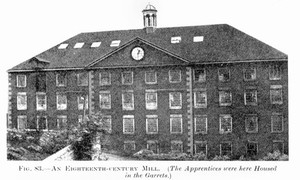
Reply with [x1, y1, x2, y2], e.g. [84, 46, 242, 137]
[142, 3, 157, 33]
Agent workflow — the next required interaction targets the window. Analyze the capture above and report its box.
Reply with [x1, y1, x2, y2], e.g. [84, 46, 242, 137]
[122, 91, 134, 110]
[171, 36, 181, 43]
[145, 90, 157, 110]
[36, 93, 47, 111]
[122, 71, 133, 85]
[91, 42, 101, 48]
[17, 92, 27, 110]
[270, 85, 283, 104]
[269, 64, 281, 80]
[170, 114, 182, 134]
[102, 115, 112, 133]
[110, 40, 121, 47]
[74, 42, 84, 48]
[171, 140, 183, 153]
[271, 113, 283, 132]
[169, 92, 182, 109]
[169, 70, 181, 83]
[99, 91, 111, 109]
[124, 141, 135, 151]
[58, 43, 68, 49]
[194, 68, 206, 83]
[194, 141, 207, 155]
[220, 142, 232, 156]
[77, 72, 88, 86]
[56, 93, 67, 110]
[194, 115, 207, 134]
[246, 141, 258, 156]
[78, 115, 83, 123]
[245, 115, 258, 133]
[219, 114, 232, 134]
[99, 72, 111, 86]
[244, 67, 256, 81]
[273, 141, 284, 153]
[17, 75, 26, 87]
[147, 141, 159, 154]
[78, 95, 88, 110]
[244, 89, 257, 105]
[123, 115, 134, 134]
[193, 36, 204, 42]
[57, 115, 67, 129]
[56, 73, 66, 86]
[219, 90, 232, 106]
[194, 91, 207, 108]
[17, 116, 27, 130]
[145, 71, 157, 84]
[146, 115, 158, 134]
[36, 74, 46, 92]
[218, 68, 230, 82]
[37, 116, 47, 130]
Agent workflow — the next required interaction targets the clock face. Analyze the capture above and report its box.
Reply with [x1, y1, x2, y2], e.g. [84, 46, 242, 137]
[131, 47, 144, 60]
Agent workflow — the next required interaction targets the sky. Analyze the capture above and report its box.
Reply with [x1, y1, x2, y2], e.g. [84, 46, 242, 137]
[0, 0, 299, 179]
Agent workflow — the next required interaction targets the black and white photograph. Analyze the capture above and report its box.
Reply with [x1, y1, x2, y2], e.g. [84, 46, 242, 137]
[0, 0, 298, 179]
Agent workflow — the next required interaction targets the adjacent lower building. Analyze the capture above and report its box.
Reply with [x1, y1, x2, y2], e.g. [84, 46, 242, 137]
[7, 4, 288, 158]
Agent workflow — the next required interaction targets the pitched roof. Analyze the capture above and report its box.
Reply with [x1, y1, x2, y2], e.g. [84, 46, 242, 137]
[8, 24, 287, 72]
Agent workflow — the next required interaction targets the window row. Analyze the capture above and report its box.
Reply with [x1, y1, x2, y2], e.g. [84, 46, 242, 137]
[16, 113, 284, 134]
[121, 113, 284, 135]
[15, 64, 283, 88]
[17, 93, 88, 111]
[17, 115, 111, 132]
[16, 86, 283, 111]
[123, 140, 285, 155]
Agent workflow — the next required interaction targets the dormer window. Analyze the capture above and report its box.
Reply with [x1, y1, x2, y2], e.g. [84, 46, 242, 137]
[171, 36, 181, 44]
[58, 43, 68, 49]
[110, 40, 121, 47]
[193, 36, 204, 42]
[74, 42, 84, 48]
[91, 42, 101, 48]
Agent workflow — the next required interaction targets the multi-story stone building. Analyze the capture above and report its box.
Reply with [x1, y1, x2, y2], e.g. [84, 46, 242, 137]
[7, 4, 288, 158]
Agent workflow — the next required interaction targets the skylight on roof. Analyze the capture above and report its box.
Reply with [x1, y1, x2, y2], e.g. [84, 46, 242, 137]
[74, 42, 85, 48]
[91, 42, 101, 48]
[58, 43, 68, 49]
[193, 36, 204, 42]
[110, 40, 121, 47]
[171, 36, 181, 44]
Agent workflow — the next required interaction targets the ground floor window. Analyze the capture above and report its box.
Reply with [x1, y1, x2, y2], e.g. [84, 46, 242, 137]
[273, 141, 284, 154]
[124, 141, 135, 151]
[171, 140, 183, 153]
[37, 116, 47, 130]
[147, 140, 159, 154]
[220, 142, 232, 156]
[246, 141, 258, 157]
[194, 141, 207, 156]
[57, 115, 67, 129]
[17, 115, 27, 130]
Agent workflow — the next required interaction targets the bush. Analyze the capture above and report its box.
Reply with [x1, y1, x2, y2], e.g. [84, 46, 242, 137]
[71, 132, 93, 160]
[211, 155, 231, 161]
[260, 151, 288, 161]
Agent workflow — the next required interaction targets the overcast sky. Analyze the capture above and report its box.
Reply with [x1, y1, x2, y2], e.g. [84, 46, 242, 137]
[0, 0, 299, 178]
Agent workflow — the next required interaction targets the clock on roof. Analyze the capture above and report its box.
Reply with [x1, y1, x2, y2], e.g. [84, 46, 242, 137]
[131, 47, 144, 60]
